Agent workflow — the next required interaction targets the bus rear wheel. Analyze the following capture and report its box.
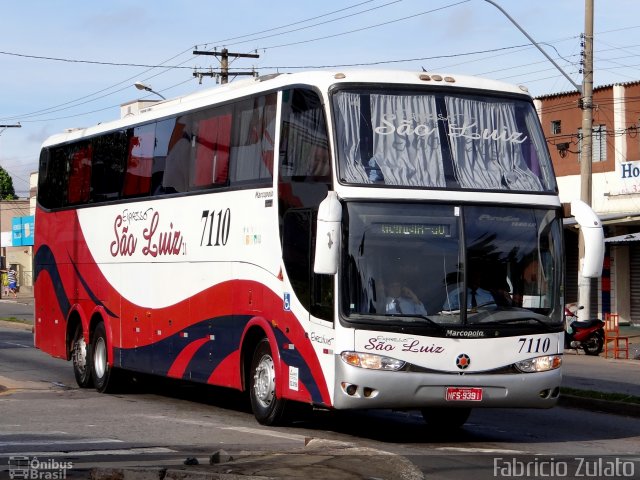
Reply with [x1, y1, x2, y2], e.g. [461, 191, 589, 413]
[72, 325, 93, 388]
[90, 323, 122, 393]
[421, 407, 471, 429]
[249, 338, 288, 425]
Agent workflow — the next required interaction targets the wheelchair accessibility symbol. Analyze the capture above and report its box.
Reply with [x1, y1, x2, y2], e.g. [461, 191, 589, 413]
[283, 293, 291, 311]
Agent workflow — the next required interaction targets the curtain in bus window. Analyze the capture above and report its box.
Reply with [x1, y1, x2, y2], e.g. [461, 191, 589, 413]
[370, 94, 445, 187]
[229, 94, 276, 184]
[123, 124, 154, 197]
[445, 97, 543, 191]
[151, 119, 175, 195]
[280, 93, 330, 179]
[162, 117, 192, 193]
[67, 143, 92, 204]
[523, 108, 556, 191]
[335, 92, 368, 183]
[193, 113, 231, 188]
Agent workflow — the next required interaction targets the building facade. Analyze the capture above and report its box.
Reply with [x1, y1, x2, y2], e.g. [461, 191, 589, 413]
[0, 198, 32, 295]
[536, 81, 640, 325]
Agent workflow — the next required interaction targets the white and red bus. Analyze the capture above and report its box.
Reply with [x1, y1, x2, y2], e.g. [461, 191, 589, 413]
[34, 70, 604, 427]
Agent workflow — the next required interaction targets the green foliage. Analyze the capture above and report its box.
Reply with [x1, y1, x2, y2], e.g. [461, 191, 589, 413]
[0, 167, 17, 200]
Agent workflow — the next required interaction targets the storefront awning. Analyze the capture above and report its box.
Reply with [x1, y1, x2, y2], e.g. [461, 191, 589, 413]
[605, 232, 640, 244]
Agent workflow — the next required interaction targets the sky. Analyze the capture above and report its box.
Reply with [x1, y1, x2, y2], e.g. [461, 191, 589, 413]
[0, 0, 638, 198]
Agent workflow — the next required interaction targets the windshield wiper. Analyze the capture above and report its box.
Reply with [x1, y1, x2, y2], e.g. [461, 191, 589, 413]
[391, 314, 446, 332]
[482, 317, 555, 331]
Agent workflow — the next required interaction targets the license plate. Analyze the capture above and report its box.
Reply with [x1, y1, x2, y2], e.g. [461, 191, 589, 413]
[445, 387, 483, 402]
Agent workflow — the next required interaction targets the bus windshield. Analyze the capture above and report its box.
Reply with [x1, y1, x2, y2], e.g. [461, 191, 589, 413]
[333, 88, 556, 192]
[342, 202, 563, 328]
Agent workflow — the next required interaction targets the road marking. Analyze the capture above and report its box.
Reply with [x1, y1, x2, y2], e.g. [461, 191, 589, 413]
[436, 447, 526, 454]
[136, 414, 223, 428]
[220, 426, 306, 441]
[0, 447, 176, 458]
[0, 431, 68, 435]
[0, 341, 30, 348]
[137, 415, 306, 442]
[0, 439, 124, 447]
[137, 415, 307, 442]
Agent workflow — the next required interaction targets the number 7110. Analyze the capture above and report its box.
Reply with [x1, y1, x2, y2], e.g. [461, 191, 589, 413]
[518, 337, 551, 353]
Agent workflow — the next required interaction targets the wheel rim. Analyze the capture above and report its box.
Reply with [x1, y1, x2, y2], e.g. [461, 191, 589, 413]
[73, 336, 88, 374]
[94, 337, 107, 379]
[253, 354, 275, 409]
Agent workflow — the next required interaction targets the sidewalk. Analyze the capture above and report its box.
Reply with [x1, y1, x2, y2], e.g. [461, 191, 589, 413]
[0, 289, 34, 305]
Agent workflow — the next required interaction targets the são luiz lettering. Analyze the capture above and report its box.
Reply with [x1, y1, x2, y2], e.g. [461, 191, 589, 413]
[110, 211, 184, 257]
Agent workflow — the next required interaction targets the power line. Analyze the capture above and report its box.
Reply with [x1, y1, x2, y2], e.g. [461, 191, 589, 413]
[0, 50, 194, 70]
[206, 0, 405, 48]
[0, 46, 196, 122]
[259, 0, 471, 51]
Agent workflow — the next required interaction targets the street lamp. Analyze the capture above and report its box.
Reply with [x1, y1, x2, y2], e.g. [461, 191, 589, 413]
[484, 0, 595, 319]
[134, 82, 166, 100]
[0, 124, 22, 136]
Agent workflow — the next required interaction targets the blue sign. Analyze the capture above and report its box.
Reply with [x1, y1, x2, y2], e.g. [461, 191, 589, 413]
[11, 216, 34, 246]
[283, 292, 291, 311]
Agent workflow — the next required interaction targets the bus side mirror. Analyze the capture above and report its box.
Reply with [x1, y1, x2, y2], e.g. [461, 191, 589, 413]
[571, 199, 604, 278]
[314, 191, 342, 275]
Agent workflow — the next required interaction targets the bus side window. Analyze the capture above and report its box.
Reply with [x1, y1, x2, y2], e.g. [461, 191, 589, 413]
[90, 130, 128, 202]
[122, 123, 154, 197]
[161, 116, 193, 194]
[151, 118, 175, 195]
[67, 142, 92, 205]
[279, 88, 331, 181]
[229, 93, 276, 186]
[192, 110, 231, 189]
[38, 147, 68, 209]
[282, 209, 334, 321]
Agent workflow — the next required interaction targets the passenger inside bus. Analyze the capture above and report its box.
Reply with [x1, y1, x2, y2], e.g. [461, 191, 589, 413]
[442, 266, 512, 311]
[380, 275, 427, 315]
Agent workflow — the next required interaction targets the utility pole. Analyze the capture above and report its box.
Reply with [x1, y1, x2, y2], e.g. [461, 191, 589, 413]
[193, 48, 259, 84]
[578, 0, 594, 320]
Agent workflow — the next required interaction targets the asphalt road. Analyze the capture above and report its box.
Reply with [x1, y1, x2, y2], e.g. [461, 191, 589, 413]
[1, 326, 640, 479]
[0, 298, 34, 322]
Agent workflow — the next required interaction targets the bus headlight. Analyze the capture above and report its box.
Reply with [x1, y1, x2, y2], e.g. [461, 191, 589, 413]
[515, 355, 562, 373]
[340, 351, 406, 371]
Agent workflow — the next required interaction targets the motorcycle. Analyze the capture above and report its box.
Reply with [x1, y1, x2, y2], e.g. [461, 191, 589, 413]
[564, 305, 605, 355]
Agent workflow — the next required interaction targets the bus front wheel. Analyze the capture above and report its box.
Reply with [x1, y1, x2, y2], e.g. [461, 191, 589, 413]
[71, 325, 93, 388]
[249, 338, 288, 425]
[90, 323, 121, 394]
[421, 407, 471, 429]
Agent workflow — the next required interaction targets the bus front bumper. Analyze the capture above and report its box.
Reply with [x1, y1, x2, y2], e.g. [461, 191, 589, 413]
[333, 356, 562, 410]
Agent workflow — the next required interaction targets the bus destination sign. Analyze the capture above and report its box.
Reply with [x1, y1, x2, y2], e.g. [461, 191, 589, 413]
[376, 222, 451, 238]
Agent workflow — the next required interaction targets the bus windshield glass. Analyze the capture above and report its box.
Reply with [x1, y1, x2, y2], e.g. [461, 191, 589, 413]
[342, 203, 563, 328]
[333, 89, 556, 192]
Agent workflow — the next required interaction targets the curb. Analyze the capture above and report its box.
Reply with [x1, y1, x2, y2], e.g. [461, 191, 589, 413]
[558, 394, 640, 418]
[91, 439, 425, 480]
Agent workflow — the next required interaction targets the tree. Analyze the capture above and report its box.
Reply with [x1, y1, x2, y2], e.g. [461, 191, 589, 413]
[0, 166, 17, 200]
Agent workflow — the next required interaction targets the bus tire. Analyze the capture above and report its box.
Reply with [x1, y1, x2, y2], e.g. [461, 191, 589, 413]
[71, 325, 93, 388]
[90, 322, 121, 394]
[249, 338, 288, 425]
[421, 407, 471, 429]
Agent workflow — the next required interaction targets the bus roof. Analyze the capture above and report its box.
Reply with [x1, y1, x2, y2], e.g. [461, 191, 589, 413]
[41, 69, 532, 148]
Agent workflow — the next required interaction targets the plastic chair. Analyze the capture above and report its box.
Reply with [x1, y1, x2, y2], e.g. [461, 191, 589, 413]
[604, 313, 630, 359]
